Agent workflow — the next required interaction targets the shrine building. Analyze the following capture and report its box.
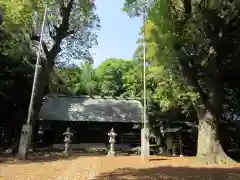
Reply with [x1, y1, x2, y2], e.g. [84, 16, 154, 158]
[36, 94, 143, 150]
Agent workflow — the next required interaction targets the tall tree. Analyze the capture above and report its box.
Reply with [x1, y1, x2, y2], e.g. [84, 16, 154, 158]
[7, 0, 100, 159]
[29, 0, 99, 131]
[124, 0, 240, 164]
[32, 0, 99, 87]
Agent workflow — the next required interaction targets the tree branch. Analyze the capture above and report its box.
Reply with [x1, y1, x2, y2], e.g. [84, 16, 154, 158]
[55, 0, 74, 41]
[178, 58, 207, 106]
[181, 0, 192, 25]
[31, 35, 49, 58]
[47, 18, 55, 39]
[183, 0, 192, 15]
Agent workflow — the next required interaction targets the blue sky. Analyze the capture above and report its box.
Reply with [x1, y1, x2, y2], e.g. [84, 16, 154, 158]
[92, 0, 142, 68]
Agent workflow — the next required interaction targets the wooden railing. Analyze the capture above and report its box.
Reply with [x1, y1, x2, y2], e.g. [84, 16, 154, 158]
[119, 133, 141, 144]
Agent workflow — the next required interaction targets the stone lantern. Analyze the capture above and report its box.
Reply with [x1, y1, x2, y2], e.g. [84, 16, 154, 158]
[37, 125, 44, 143]
[107, 128, 117, 156]
[63, 127, 73, 155]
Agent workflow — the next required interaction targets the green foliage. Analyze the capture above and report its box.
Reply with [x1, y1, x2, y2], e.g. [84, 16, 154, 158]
[0, 0, 35, 56]
[95, 58, 135, 96]
[0, 55, 33, 126]
[72, 63, 98, 95]
[146, 66, 195, 113]
[54, 63, 98, 95]
[124, 0, 240, 128]
[122, 61, 142, 97]
[51, 65, 78, 94]
[44, 0, 100, 64]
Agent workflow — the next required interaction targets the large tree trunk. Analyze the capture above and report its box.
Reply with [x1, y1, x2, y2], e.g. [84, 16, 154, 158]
[196, 109, 236, 164]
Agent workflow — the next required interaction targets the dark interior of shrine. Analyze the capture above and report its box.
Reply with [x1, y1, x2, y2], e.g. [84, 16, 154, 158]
[35, 120, 141, 148]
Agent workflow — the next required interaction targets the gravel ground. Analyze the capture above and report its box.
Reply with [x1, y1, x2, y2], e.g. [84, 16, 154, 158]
[0, 154, 240, 180]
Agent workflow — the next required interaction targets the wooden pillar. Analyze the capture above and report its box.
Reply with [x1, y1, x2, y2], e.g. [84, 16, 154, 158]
[179, 134, 183, 157]
[172, 138, 176, 156]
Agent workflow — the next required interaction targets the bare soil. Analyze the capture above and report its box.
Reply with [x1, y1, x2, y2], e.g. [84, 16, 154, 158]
[0, 153, 240, 180]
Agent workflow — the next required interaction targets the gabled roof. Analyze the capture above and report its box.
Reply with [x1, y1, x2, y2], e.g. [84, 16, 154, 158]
[39, 94, 143, 123]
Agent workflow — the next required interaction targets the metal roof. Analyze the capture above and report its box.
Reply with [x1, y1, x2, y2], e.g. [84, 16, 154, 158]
[39, 94, 143, 123]
[163, 127, 182, 133]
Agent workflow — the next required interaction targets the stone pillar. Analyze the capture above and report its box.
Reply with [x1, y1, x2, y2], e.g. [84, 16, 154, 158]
[179, 136, 184, 157]
[172, 142, 176, 156]
[166, 135, 173, 155]
[63, 127, 73, 156]
[107, 128, 117, 156]
[141, 128, 150, 159]
[18, 125, 32, 160]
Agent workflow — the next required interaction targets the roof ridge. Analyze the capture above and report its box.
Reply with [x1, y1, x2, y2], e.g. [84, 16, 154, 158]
[47, 93, 141, 101]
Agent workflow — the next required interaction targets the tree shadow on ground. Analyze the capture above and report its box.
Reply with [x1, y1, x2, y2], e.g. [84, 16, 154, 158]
[0, 148, 134, 164]
[0, 152, 80, 164]
[95, 166, 240, 180]
[149, 158, 168, 161]
[0, 151, 107, 164]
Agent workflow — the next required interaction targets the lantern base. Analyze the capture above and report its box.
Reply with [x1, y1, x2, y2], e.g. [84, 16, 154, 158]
[107, 151, 116, 156]
[63, 151, 69, 156]
[18, 124, 32, 160]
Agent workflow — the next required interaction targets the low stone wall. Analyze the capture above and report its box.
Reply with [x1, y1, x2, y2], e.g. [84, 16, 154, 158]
[51, 143, 131, 150]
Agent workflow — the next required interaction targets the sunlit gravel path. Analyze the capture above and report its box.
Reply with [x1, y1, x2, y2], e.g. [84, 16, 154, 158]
[1, 155, 240, 180]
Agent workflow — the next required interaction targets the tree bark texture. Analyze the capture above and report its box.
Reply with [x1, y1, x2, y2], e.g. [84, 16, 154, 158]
[169, 0, 239, 164]
[178, 53, 236, 164]
[196, 109, 235, 164]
